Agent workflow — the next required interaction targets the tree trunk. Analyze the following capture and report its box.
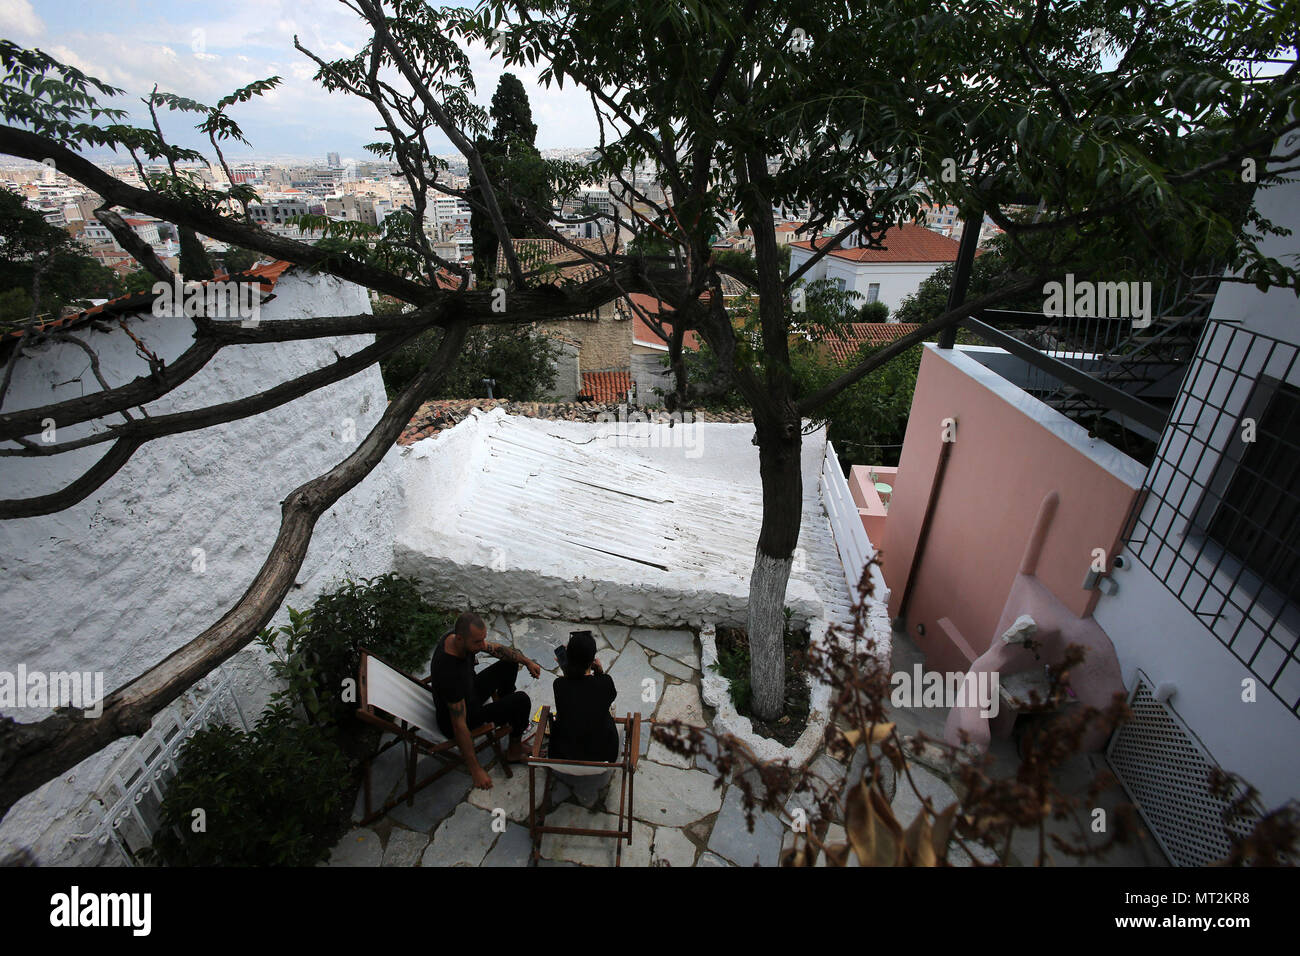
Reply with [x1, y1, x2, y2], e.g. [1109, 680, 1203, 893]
[747, 414, 802, 720]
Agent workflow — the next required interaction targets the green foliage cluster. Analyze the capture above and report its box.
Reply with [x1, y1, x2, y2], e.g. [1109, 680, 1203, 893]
[144, 704, 350, 867]
[381, 321, 558, 401]
[792, 338, 924, 469]
[0, 190, 123, 328]
[262, 575, 453, 729]
[146, 575, 453, 867]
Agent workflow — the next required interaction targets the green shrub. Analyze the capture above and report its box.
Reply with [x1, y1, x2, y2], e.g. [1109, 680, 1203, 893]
[857, 300, 889, 323]
[148, 574, 453, 866]
[381, 323, 558, 401]
[144, 704, 350, 867]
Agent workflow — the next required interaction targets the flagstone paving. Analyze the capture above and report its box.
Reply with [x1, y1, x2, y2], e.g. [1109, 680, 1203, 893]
[326, 614, 1159, 867]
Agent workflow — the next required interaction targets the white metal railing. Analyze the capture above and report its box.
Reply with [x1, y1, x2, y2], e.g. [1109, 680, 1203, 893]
[75, 663, 249, 865]
[820, 441, 890, 606]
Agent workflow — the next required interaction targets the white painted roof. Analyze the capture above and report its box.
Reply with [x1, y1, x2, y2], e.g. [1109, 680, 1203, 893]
[393, 409, 860, 629]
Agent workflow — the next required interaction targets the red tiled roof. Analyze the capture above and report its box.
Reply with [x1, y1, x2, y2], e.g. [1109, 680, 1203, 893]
[3, 260, 294, 342]
[790, 223, 961, 263]
[580, 370, 633, 403]
[495, 237, 615, 285]
[819, 322, 922, 364]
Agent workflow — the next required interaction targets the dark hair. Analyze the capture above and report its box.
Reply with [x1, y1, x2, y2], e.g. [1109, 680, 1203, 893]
[455, 611, 485, 639]
[562, 630, 597, 679]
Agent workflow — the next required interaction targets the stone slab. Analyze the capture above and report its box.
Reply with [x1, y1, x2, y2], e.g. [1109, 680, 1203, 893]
[708, 784, 785, 867]
[624, 823, 698, 868]
[629, 627, 699, 668]
[325, 827, 383, 867]
[647, 739, 692, 769]
[467, 763, 535, 823]
[607, 640, 664, 717]
[421, 803, 497, 867]
[655, 682, 706, 727]
[601, 623, 631, 650]
[382, 828, 430, 867]
[352, 739, 409, 822]
[649, 653, 695, 682]
[510, 617, 594, 667]
[538, 804, 621, 867]
[482, 822, 533, 867]
[386, 767, 471, 832]
[609, 759, 722, 827]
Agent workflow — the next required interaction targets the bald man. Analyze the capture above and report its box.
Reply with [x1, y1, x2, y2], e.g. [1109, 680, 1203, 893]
[430, 611, 540, 790]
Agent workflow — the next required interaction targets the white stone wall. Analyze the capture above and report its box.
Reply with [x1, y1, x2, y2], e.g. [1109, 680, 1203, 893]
[0, 269, 401, 864]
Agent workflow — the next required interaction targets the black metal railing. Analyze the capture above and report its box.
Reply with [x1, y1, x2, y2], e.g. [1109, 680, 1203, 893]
[1124, 320, 1300, 717]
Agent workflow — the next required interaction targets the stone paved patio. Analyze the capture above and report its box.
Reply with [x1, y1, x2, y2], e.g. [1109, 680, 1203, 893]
[324, 613, 1167, 867]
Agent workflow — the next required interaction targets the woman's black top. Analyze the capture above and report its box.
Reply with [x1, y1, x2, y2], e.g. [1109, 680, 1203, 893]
[549, 672, 619, 762]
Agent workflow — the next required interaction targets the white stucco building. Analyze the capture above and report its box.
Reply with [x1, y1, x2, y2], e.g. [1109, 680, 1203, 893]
[788, 222, 962, 313]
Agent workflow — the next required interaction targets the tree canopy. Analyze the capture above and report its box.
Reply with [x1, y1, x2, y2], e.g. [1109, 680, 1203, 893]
[1, 0, 1299, 806]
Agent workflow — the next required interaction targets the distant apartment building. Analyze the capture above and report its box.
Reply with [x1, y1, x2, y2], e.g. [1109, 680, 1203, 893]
[326, 194, 382, 227]
[327, 152, 341, 168]
[248, 198, 324, 227]
[920, 203, 962, 238]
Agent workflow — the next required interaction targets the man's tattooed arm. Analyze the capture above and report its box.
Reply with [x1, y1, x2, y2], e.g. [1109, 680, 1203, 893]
[485, 642, 541, 677]
[485, 642, 529, 665]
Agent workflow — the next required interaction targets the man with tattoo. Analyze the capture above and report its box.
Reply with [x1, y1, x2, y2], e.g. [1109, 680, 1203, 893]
[431, 611, 540, 790]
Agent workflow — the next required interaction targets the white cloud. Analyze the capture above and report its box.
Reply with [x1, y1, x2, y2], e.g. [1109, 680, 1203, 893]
[35, 5, 599, 158]
[0, 0, 44, 39]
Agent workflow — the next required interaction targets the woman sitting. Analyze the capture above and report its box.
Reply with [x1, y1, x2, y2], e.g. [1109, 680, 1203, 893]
[549, 630, 619, 763]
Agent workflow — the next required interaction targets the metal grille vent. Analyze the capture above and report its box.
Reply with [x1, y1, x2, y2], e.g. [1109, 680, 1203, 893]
[1107, 671, 1260, 867]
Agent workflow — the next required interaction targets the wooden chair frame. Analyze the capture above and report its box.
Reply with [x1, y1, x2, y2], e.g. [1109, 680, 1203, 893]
[527, 706, 642, 867]
[356, 649, 512, 827]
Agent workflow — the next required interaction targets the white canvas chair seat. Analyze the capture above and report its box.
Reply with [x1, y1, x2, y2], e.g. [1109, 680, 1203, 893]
[527, 706, 641, 866]
[362, 654, 448, 743]
[356, 650, 511, 825]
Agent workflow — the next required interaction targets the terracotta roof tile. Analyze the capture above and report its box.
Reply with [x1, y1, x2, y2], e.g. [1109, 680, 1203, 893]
[819, 322, 923, 364]
[790, 223, 961, 263]
[495, 237, 615, 286]
[580, 370, 633, 403]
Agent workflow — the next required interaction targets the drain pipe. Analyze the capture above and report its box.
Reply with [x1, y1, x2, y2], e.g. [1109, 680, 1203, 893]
[896, 426, 956, 625]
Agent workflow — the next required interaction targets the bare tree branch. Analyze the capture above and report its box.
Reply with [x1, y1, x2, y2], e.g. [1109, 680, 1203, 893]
[0, 319, 469, 817]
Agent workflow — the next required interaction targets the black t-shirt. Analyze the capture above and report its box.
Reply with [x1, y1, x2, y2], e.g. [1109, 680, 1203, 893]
[550, 672, 619, 762]
[431, 633, 475, 735]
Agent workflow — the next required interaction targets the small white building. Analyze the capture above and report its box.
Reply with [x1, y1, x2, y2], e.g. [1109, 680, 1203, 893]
[788, 222, 961, 312]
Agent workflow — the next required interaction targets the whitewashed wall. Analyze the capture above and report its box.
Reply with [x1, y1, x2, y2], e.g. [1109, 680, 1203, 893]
[0, 269, 401, 864]
[789, 244, 946, 313]
[1092, 151, 1300, 808]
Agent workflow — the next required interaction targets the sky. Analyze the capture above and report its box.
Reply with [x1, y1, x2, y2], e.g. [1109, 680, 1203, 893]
[3, 0, 602, 162]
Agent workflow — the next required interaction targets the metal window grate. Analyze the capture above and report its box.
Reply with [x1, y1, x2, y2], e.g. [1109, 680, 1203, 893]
[1107, 672, 1261, 866]
[1125, 319, 1300, 716]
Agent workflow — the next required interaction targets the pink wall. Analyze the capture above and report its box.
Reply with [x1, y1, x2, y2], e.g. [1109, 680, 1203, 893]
[880, 347, 1142, 674]
[849, 465, 895, 548]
